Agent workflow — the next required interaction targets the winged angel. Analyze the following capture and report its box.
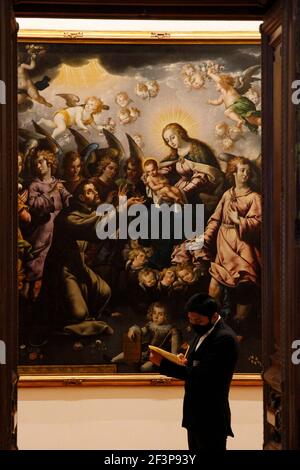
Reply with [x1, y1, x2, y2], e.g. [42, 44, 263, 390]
[207, 65, 261, 133]
[38, 94, 109, 139]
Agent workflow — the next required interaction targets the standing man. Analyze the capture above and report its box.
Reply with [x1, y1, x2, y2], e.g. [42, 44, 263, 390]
[150, 293, 239, 451]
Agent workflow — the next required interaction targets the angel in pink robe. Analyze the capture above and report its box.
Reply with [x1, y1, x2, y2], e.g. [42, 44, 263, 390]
[24, 150, 71, 300]
[195, 156, 261, 328]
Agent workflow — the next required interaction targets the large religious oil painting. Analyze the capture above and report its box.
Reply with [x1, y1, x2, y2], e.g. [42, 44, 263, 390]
[17, 32, 262, 384]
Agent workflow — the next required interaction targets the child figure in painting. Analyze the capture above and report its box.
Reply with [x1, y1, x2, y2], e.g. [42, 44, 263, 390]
[207, 69, 261, 133]
[38, 96, 109, 139]
[112, 302, 181, 372]
[143, 158, 185, 205]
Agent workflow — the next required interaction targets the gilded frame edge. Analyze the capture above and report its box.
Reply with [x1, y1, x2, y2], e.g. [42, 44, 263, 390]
[18, 371, 262, 387]
[17, 27, 262, 387]
[18, 29, 261, 42]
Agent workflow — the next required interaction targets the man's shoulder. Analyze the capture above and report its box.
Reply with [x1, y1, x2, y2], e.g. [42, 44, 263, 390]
[214, 320, 238, 344]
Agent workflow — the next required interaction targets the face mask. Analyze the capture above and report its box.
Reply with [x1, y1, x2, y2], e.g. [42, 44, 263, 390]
[191, 321, 213, 336]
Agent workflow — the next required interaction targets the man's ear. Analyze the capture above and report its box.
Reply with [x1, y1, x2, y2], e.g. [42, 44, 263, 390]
[78, 194, 84, 202]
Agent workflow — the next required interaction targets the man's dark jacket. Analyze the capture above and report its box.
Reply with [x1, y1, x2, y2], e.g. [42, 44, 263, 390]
[159, 319, 238, 437]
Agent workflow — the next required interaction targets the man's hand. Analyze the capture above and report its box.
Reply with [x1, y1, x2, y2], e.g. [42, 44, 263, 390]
[126, 196, 145, 208]
[49, 181, 64, 194]
[149, 350, 163, 366]
[127, 330, 136, 341]
[118, 184, 128, 198]
[176, 353, 188, 365]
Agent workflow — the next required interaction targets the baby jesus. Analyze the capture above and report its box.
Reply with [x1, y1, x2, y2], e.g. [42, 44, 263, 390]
[143, 158, 185, 205]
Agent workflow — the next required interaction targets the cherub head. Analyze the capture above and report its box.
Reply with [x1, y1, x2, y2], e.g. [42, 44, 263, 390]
[135, 82, 149, 99]
[228, 126, 243, 142]
[129, 106, 140, 122]
[84, 96, 109, 114]
[128, 248, 147, 269]
[190, 71, 205, 90]
[176, 264, 199, 285]
[215, 121, 229, 138]
[118, 107, 131, 125]
[181, 63, 196, 77]
[147, 302, 169, 325]
[222, 137, 234, 151]
[115, 92, 130, 108]
[160, 266, 177, 287]
[138, 268, 157, 288]
[215, 74, 235, 91]
[146, 80, 159, 98]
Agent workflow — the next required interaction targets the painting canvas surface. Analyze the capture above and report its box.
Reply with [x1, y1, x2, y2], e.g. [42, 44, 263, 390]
[17, 41, 262, 375]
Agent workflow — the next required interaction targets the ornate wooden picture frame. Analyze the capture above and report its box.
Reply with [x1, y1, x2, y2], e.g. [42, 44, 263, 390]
[17, 27, 262, 386]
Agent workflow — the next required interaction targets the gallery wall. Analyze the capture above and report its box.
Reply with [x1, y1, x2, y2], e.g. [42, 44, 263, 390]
[18, 385, 262, 450]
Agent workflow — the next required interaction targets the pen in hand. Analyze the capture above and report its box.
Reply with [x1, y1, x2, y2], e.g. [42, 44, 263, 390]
[184, 345, 190, 358]
[177, 345, 190, 365]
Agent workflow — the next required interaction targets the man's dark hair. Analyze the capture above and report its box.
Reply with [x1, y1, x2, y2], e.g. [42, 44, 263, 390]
[184, 293, 219, 319]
